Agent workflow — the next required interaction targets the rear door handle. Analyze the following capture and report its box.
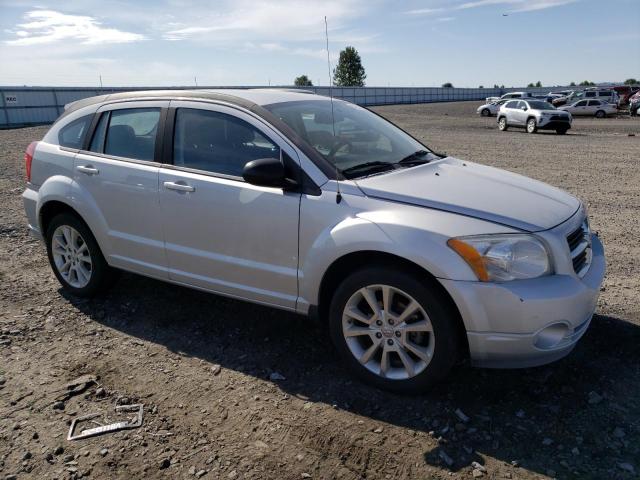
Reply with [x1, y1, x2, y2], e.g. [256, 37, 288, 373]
[164, 181, 195, 192]
[76, 165, 99, 175]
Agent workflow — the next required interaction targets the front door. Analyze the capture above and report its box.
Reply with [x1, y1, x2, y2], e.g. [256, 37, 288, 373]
[158, 101, 301, 309]
[74, 101, 168, 278]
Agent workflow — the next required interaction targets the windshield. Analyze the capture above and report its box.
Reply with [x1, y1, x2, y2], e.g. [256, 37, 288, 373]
[527, 100, 555, 110]
[264, 99, 435, 176]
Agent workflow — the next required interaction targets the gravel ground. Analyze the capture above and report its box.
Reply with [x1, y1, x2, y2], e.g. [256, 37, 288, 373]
[1, 101, 639, 480]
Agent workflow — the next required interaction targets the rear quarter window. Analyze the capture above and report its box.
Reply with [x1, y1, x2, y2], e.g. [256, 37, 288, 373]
[58, 114, 93, 149]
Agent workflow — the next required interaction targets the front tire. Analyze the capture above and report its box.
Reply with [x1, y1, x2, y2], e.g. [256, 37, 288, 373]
[45, 213, 117, 297]
[328, 267, 460, 393]
[526, 118, 538, 134]
[481, 108, 491, 117]
[498, 117, 508, 131]
[556, 128, 568, 135]
[595, 110, 606, 118]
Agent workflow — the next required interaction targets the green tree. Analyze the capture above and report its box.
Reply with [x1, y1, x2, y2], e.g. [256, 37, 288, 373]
[624, 78, 638, 85]
[569, 81, 576, 86]
[535, 81, 542, 87]
[478, 85, 484, 89]
[333, 46, 366, 87]
[527, 83, 535, 88]
[294, 75, 313, 87]
[579, 80, 596, 86]
[442, 82, 453, 88]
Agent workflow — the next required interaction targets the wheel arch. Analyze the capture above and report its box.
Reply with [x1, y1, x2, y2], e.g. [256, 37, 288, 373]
[315, 250, 469, 358]
[39, 200, 83, 237]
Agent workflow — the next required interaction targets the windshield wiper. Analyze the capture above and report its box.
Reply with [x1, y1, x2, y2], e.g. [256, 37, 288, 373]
[340, 161, 396, 179]
[397, 150, 432, 165]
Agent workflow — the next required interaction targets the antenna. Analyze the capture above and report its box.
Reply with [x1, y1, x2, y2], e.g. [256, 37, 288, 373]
[325, 16, 342, 204]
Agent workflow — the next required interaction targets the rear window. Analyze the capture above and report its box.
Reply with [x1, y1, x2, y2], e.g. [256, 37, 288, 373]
[58, 114, 93, 149]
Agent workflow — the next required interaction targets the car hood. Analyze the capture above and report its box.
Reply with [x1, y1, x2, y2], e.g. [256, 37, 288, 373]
[354, 157, 580, 232]
[537, 109, 569, 115]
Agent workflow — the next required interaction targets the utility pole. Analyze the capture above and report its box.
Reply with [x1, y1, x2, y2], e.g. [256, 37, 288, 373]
[99, 75, 103, 89]
[194, 76, 198, 87]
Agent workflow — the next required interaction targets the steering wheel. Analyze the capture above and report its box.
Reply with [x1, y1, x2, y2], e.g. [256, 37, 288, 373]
[328, 139, 352, 161]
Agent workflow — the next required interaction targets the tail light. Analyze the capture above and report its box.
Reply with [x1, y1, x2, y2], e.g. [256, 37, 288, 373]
[25, 141, 37, 182]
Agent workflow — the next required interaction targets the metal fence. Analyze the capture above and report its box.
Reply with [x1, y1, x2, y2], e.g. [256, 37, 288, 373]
[0, 85, 562, 128]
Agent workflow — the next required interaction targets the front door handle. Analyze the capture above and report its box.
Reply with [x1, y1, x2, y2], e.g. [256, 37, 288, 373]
[164, 181, 195, 193]
[76, 165, 99, 175]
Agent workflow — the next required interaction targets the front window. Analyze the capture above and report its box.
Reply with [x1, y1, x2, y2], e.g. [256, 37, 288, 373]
[264, 100, 437, 177]
[172, 108, 280, 177]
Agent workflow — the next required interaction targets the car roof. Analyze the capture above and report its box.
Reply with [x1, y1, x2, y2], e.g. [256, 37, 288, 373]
[63, 88, 326, 116]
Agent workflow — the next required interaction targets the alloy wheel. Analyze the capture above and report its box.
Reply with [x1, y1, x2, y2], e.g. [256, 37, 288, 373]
[341, 284, 435, 380]
[51, 225, 92, 288]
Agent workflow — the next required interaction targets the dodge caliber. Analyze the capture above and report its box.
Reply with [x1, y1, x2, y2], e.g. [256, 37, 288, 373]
[22, 90, 605, 392]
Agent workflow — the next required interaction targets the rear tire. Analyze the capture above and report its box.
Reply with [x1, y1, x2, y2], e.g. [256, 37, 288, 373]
[481, 108, 491, 117]
[556, 128, 568, 135]
[328, 267, 461, 393]
[45, 213, 117, 297]
[595, 110, 606, 118]
[498, 117, 508, 131]
[526, 118, 538, 134]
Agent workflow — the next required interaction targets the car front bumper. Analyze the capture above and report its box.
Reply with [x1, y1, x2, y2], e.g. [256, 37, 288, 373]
[537, 118, 572, 130]
[440, 234, 605, 368]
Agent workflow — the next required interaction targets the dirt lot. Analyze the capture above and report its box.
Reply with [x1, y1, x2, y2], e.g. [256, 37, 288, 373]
[1, 101, 639, 480]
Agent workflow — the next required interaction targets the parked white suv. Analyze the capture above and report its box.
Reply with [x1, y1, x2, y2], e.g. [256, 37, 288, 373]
[498, 99, 572, 134]
[22, 90, 604, 392]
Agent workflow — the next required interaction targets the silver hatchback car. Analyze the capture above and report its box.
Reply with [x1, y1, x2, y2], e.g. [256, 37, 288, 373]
[22, 90, 605, 392]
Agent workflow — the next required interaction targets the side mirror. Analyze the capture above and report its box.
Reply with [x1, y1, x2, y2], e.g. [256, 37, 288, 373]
[243, 157, 289, 188]
[521, 106, 528, 111]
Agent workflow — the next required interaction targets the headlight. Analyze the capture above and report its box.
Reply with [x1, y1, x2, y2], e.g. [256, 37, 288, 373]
[447, 234, 552, 282]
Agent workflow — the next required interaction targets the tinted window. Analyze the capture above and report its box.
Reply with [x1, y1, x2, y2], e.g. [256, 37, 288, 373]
[89, 112, 108, 152]
[505, 101, 519, 109]
[588, 100, 601, 106]
[575, 101, 588, 107]
[599, 91, 612, 97]
[59, 114, 92, 149]
[585, 91, 596, 97]
[527, 101, 555, 110]
[104, 108, 160, 161]
[173, 108, 280, 177]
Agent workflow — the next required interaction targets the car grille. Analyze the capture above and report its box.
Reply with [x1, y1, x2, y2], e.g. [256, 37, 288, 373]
[551, 115, 569, 122]
[567, 221, 591, 276]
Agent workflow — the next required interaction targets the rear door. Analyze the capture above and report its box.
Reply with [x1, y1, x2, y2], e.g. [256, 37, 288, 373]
[74, 101, 168, 278]
[158, 101, 301, 309]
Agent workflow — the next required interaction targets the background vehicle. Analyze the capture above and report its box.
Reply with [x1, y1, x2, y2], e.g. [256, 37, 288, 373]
[485, 91, 533, 103]
[556, 88, 619, 107]
[497, 99, 572, 134]
[477, 99, 507, 116]
[613, 85, 640, 107]
[558, 99, 618, 117]
[23, 89, 603, 393]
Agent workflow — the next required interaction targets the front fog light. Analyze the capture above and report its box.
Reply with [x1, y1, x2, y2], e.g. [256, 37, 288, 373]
[448, 234, 552, 282]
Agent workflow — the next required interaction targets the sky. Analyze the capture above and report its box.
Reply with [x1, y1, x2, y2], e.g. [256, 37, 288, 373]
[0, 0, 638, 88]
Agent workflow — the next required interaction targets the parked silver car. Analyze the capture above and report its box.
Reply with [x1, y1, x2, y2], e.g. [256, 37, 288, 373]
[498, 99, 572, 134]
[22, 90, 604, 392]
[558, 99, 618, 118]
